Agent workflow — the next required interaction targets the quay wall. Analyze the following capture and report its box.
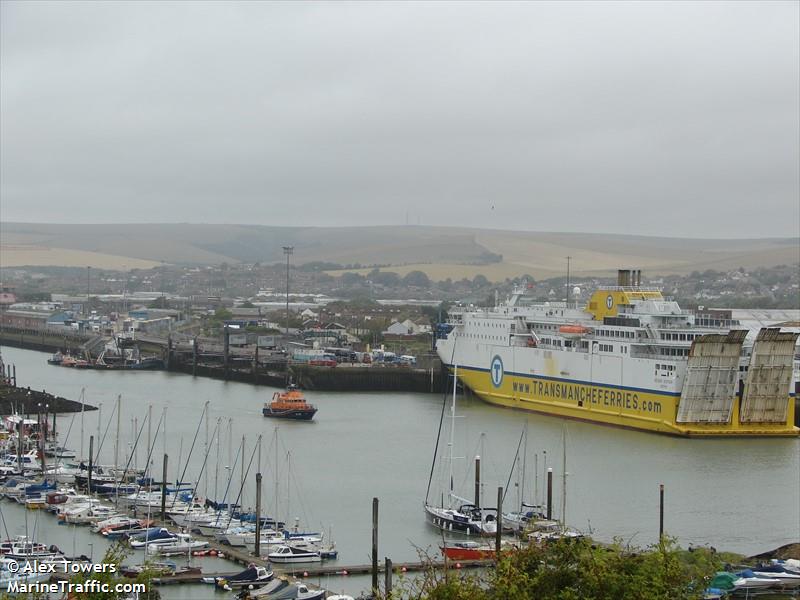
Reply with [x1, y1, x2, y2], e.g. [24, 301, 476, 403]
[0, 326, 90, 354]
[167, 357, 448, 393]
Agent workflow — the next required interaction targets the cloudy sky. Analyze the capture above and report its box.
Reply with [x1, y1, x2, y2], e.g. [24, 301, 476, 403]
[1, 1, 798, 238]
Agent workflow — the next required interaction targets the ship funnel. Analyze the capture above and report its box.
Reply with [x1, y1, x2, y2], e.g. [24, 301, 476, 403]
[617, 269, 642, 288]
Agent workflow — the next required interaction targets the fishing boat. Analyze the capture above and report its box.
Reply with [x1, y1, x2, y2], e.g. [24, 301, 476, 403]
[262, 385, 317, 421]
[435, 269, 800, 437]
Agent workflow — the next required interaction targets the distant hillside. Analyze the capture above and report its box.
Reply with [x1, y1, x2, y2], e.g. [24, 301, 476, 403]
[0, 222, 796, 279]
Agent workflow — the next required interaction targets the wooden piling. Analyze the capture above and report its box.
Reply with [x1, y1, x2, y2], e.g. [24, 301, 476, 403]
[495, 486, 502, 555]
[385, 557, 392, 598]
[372, 497, 379, 596]
[659, 484, 664, 542]
[88, 436, 94, 494]
[255, 472, 262, 557]
[192, 337, 198, 376]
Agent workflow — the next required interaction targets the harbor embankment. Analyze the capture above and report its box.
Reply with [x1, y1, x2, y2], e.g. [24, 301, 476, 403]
[1, 325, 449, 393]
[0, 325, 90, 354]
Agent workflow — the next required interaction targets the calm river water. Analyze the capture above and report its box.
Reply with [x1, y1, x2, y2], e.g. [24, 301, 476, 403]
[1, 346, 798, 598]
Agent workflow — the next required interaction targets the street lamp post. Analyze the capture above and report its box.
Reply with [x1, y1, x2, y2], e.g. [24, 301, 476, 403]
[86, 266, 91, 315]
[282, 246, 294, 336]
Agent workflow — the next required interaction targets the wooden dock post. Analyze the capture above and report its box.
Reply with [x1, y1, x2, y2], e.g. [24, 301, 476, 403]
[88, 436, 94, 494]
[385, 557, 392, 598]
[496, 486, 502, 555]
[255, 472, 262, 557]
[659, 484, 664, 542]
[546, 467, 553, 520]
[161, 454, 168, 522]
[372, 497, 379, 597]
[192, 336, 198, 376]
[253, 345, 259, 384]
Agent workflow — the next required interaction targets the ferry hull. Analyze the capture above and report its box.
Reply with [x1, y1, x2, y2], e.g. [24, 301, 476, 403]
[452, 365, 798, 438]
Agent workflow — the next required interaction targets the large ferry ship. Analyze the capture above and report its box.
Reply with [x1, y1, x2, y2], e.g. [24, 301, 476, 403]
[435, 270, 799, 437]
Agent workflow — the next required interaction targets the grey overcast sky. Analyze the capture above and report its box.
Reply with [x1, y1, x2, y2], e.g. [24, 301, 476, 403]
[1, 1, 798, 238]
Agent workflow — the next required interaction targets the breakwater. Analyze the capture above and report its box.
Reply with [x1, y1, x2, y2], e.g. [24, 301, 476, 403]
[0, 384, 96, 413]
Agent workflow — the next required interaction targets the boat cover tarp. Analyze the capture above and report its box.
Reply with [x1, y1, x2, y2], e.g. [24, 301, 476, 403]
[709, 572, 737, 591]
[250, 579, 293, 598]
[229, 566, 259, 582]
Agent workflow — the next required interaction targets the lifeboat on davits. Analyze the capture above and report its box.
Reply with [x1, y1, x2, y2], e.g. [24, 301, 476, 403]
[558, 324, 591, 338]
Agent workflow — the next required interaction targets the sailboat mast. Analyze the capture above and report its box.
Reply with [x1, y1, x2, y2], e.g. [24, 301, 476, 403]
[214, 417, 221, 502]
[161, 407, 167, 478]
[147, 404, 152, 470]
[96, 403, 102, 461]
[240, 436, 246, 508]
[204, 402, 209, 498]
[228, 419, 233, 483]
[133, 417, 138, 473]
[114, 394, 121, 475]
[561, 426, 567, 528]
[79, 388, 85, 460]
[447, 365, 457, 508]
[286, 450, 291, 523]
[521, 424, 528, 509]
[273, 428, 279, 523]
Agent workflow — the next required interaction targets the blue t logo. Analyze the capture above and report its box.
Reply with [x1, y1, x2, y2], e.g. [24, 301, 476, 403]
[490, 355, 504, 388]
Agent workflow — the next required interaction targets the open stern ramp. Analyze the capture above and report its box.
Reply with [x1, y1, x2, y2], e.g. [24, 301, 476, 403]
[740, 328, 799, 424]
[676, 330, 747, 424]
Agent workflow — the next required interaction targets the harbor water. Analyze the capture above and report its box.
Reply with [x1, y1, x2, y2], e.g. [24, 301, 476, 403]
[1, 346, 799, 598]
